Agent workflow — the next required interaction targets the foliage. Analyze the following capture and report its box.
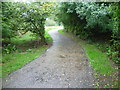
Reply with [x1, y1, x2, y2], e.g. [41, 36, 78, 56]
[2, 44, 16, 54]
[57, 2, 113, 38]
[2, 2, 54, 44]
[2, 2, 55, 56]
[57, 2, 120, 64]
[20, 2, 54, 43]
[2, 2, 19, 40]
[107, 2, 120, 64]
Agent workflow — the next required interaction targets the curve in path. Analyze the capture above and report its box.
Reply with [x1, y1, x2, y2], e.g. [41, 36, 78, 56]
[3, 29, 94, 88]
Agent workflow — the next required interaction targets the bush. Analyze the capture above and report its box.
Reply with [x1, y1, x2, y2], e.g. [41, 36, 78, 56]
[2, 44, 16, 54]
[57, 2, 113, 39]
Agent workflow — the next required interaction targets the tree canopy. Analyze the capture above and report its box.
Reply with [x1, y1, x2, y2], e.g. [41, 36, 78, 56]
[2, 2, 55, 43]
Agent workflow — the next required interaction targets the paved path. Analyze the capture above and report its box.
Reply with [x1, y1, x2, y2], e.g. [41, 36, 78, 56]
[3, 29, 94, 88]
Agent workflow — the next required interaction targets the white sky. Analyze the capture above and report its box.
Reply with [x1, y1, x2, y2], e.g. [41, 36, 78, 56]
[1, 0, 120, 2]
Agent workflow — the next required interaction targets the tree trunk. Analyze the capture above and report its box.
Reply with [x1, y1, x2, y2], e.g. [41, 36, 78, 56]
[40, 34, 47, 45]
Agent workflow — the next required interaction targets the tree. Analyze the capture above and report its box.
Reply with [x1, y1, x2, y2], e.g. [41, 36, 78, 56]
[17, 2, 54, 44]
[2, 2, 54, 44]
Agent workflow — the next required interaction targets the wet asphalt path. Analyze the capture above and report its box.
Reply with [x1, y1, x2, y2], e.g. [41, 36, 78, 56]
[2, 28, 94, 88]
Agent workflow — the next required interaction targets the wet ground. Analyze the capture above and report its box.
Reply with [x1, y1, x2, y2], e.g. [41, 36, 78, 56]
[2, 28, 95, 88]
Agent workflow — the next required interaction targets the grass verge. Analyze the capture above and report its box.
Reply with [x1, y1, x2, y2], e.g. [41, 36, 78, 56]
[2, 27, 54, 77]
[2, 46, 47, 77]
[58, 29, 64, 34]
[58, 29, 119, 88]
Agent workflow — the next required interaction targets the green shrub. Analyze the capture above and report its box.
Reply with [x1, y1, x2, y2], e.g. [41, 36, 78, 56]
[57, 2, 112, 39]
[3, 44, 16, 54]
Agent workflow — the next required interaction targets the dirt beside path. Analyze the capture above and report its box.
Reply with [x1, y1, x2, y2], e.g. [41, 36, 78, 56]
[2, 28, 95, 88]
